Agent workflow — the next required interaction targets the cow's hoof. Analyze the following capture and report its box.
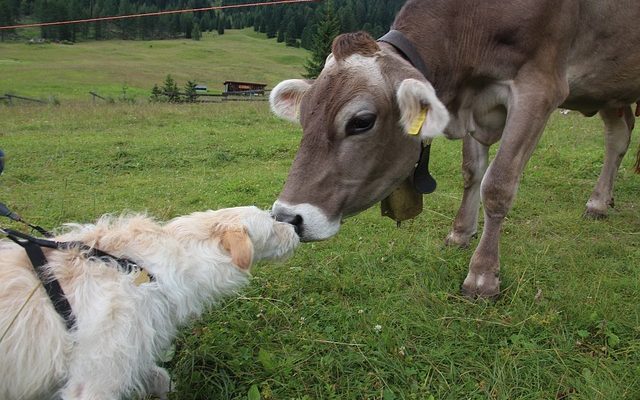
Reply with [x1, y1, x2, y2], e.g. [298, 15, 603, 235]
[461, 272, 500, 300]
[584, 198, 612, 219]
[444, 231, 474, 249]
[583, 208, 608, 220]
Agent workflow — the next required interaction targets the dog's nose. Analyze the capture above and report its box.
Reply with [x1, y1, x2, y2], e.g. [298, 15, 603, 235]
[274, 212, 303, 236]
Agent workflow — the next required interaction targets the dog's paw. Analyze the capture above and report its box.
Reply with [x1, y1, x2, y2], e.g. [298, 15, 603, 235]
[148, 366, 172, 399]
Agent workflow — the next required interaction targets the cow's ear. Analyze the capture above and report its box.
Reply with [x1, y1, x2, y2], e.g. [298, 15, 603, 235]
[269, 79, 313, 123]
[396, 79, 450, 139]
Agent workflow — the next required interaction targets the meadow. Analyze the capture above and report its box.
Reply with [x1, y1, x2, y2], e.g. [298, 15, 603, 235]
[1, 30, 639, 400]
[0, 30, 307, 101]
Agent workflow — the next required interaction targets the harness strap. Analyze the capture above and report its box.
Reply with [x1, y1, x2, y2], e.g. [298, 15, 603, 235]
[8, 233, 77, 330]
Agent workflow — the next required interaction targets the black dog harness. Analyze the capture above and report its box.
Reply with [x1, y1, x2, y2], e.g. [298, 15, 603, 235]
[378, 30, 438, 194]
[1, 202, 153, 331]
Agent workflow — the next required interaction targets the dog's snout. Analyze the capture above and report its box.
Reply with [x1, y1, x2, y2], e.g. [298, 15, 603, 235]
[274, 212, 303, 236]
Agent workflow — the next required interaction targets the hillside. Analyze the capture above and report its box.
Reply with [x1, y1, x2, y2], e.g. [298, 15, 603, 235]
[0, 29, 308, 102]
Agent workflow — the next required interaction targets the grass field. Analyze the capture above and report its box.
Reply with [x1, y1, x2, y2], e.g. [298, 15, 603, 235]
[1, 31, 640, 400]
[0, 29, 307, 101]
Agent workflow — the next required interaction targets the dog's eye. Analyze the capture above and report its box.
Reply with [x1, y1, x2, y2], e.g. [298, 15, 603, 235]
[346, 112, 377, 136]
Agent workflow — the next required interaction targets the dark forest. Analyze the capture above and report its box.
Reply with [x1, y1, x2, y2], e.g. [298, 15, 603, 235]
[0, 0, 407, 47]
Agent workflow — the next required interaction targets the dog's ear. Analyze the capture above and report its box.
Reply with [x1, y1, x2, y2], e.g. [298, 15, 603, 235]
[220, 228, 254, 271]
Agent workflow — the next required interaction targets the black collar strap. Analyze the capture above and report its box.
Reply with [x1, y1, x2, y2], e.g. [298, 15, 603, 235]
[378, 30, 438, 195]
[378, 30, 431, 81]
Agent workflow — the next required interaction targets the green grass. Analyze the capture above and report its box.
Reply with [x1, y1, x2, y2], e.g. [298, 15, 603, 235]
[0, 29, 307, 101]
[1, 33, 640, 400]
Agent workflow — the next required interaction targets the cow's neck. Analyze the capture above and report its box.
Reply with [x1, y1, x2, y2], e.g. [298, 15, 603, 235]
[378, 30, 432, 82]
[391, 3, 477, 109]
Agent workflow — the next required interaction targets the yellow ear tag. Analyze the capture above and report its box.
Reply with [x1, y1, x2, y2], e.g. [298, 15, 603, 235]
[408, 108, 428, 136]
[133, 270, 151, 286]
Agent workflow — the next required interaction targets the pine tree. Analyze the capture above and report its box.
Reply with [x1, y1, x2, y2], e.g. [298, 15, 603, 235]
[92, 2, 103, 41]
[338, 4, 357, 32]
[200, 13, 211, 32]
[169, 13, 181, 37]
[184, 80, 197, 103]
[303, 0, 340, 79]
[162, 74, 180, 103]
[217, 15, 225, 35]
[191, 22, 201, 40]
[68, 0, 84, 41]
[150, 84, 163, 102]
[0, 0, 14, 41]
[285, 20, 298, 47]
[8, 0, 19, 17]
[117, 0, 134, 39]
[300, 25, 314, 50]
[182, 13, 193, 39]
[139, 4, 157, 39]
[264, 8, 277, 38]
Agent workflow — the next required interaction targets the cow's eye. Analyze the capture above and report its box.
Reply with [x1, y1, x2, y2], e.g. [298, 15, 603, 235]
[346, 113, 377, 135]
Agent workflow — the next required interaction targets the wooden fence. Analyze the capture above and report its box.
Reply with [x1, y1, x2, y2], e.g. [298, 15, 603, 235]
[0, 94, 47, 105]
[0, 91, 270, 106]
[191, 92, 269, 103]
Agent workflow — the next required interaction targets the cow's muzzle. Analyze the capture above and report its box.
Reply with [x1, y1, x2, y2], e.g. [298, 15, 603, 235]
[271, 200, 341, 242]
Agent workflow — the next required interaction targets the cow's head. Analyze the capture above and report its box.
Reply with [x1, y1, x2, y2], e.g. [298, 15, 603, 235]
[270, 32, 449, 241]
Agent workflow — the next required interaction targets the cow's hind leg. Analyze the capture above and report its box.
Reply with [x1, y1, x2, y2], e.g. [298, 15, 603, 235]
[462, 76, 568, 299]
[445, 134, 489, 248]
[584, 106, 634, 218]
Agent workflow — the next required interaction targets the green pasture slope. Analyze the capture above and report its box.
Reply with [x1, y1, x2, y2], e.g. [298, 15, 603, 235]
[1, 30, 639, 400]
[0, 29, 306, 101]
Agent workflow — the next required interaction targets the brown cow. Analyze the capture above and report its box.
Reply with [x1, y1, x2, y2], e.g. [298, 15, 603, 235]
[270, 0, 640, 298]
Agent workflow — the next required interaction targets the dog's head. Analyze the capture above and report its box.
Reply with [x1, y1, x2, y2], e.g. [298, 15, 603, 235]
[165, 206, 299, 271]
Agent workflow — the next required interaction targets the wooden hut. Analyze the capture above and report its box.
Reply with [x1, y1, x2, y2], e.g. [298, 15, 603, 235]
[223, 81, 267, 96]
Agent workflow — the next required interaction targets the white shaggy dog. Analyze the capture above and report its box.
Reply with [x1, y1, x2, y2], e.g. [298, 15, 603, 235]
[0, 206, 299, 400]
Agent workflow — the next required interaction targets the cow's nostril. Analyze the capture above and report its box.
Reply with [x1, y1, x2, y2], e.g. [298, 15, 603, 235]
[275, 213, 303, 235]
[290, 214, 302, 227]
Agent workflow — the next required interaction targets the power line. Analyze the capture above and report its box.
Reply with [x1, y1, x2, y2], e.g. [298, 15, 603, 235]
[0, 0, 322, 31]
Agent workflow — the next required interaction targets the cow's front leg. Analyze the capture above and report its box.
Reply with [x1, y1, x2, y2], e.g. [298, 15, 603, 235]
[462, 78, 567, 299]
[446, 134, 489, 247]
[584, 106, 634, 218]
